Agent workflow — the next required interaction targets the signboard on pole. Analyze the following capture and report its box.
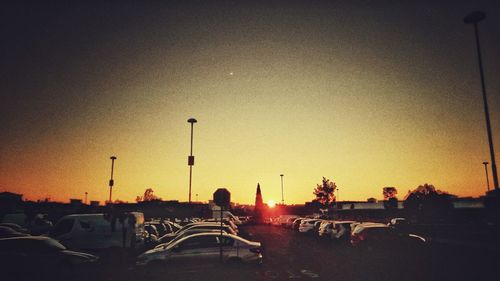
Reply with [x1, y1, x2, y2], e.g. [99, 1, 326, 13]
[213, 188, 230, 262]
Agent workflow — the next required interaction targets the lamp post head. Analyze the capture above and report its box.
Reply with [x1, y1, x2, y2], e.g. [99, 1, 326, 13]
[187, 118, 197, 124]
[280, 174, 284, 177]
[483, 161, 489, 165]
[464, 11, 486, 24]
[110, 156, 117, 160]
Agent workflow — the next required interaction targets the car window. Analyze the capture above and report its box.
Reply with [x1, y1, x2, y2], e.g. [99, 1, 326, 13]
[178, 235, 219, 250]
[352, 226, 365, 234]
[216, 236, 234, 246]
[366, 227, 391, 238]
[51, 219, 74, 237]
[80, 220, 92, 230]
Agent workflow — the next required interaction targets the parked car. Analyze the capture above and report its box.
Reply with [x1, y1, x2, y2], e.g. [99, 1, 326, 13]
[145, 224, 160, 238]
[163, 220, 181, 233]
[318, 221, 334, 238]
[29, 214, 53, 235]
[298, 219, 322, 234]
[387, 218, 410, 233]
[0, 236, 98, 275]
[350, 223, 426, 249]
[0, 223, 29, 234]
[158, 223, 237, 244]
[155, 229, 228, 249]
[0, 226, 30, 238]
[203, 218, 239, 232]
[180, 221, 237, 233]
[271, 217, 281, 226]
[292, 218, 304, 231]
[1, 213, 28, 227]
[331, 221, 357, 241]
[284, 217, 296, 228]
[276, 215, 299, 227]
[50, 212, 146, 250]
[146, 221, 169, 237]
[313, 220, 324, 233]
[137, 233, 262, 266]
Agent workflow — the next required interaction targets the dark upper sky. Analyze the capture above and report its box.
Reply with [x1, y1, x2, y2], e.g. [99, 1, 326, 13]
[1, 0, 499, 203]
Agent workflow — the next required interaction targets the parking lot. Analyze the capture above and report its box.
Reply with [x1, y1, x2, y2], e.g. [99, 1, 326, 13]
[29, 223, 496, 281]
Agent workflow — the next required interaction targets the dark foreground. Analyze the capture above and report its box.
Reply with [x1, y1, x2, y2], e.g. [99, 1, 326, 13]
[9, 224, 500, 281]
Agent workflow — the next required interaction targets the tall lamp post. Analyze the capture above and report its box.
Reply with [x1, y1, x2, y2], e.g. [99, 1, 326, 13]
[109, 156, 117, 204]
[187, 118, 197, 203]
[280, 174, 284, 205]
[464, 11, 499, 192]
[84, 192, 88, 205]
[483, 161, 490, 191]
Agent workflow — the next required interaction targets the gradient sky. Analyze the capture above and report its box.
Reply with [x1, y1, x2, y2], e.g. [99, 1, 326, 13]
[1, 0, 499, 205]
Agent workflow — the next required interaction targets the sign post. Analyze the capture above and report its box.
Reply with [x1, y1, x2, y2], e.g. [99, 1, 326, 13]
[213, 188, 230, 263]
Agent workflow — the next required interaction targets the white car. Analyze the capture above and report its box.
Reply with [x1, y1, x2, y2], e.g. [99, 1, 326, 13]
[137, 233, 262, 266]
[318, 221, 334, 237]
[298, 219, 322, 233]
[50, 213, 146, 250]
[331, 221, 357, 240]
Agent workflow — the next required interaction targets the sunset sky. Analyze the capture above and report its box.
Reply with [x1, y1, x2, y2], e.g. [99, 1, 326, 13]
[1, 0, 499, 205]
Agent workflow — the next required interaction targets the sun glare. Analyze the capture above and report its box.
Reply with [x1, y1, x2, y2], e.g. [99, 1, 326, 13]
[268, 200, 276, 208]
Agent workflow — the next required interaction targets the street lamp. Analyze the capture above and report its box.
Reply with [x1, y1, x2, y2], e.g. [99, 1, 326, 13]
[187, 118, 197, 203]
[280, 174, 284, 205]
[483, 161, 490, 191]
[109, 156, 117, 203]
[464, 11, 499, 192]
[85, 192, 88, 205]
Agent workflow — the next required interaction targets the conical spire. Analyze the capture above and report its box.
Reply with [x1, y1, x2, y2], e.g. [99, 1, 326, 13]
[254, 183, 264, 222]
[255, 183, 263, 206]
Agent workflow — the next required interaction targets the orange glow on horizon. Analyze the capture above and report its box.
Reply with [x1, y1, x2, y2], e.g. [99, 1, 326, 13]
[268, 200, 276, 208]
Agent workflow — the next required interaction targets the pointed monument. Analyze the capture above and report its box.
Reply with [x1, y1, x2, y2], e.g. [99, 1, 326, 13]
[254, 183, 264, 223]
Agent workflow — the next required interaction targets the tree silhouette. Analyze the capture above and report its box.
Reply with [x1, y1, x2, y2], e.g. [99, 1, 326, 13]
[136, 188, 160, 202]
[403, 183, 455, 222]
[383, 187, 398, 209]
[313, 177, 337, 207]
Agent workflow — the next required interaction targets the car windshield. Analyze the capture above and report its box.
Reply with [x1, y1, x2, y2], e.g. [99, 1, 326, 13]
[42, 238, 67, 250]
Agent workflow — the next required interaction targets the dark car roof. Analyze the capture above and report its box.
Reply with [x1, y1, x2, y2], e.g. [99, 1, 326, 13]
[0, 236, 66, 251]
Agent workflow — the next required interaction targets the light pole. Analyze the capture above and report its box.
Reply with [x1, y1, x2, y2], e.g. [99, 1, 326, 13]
[483, 161, 490, 191]
[280, 174, 284, 205]
[464, 11, 499, 192]
[187, 118, 197, 203]
[109, 156, 117, 204]
[84, 192, 88, 205]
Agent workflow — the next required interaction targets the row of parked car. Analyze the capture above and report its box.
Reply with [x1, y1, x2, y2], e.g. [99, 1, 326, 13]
[270, 215, 426, 250]
[137, 217, 262, 267]
[0, 212, 262, 277]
